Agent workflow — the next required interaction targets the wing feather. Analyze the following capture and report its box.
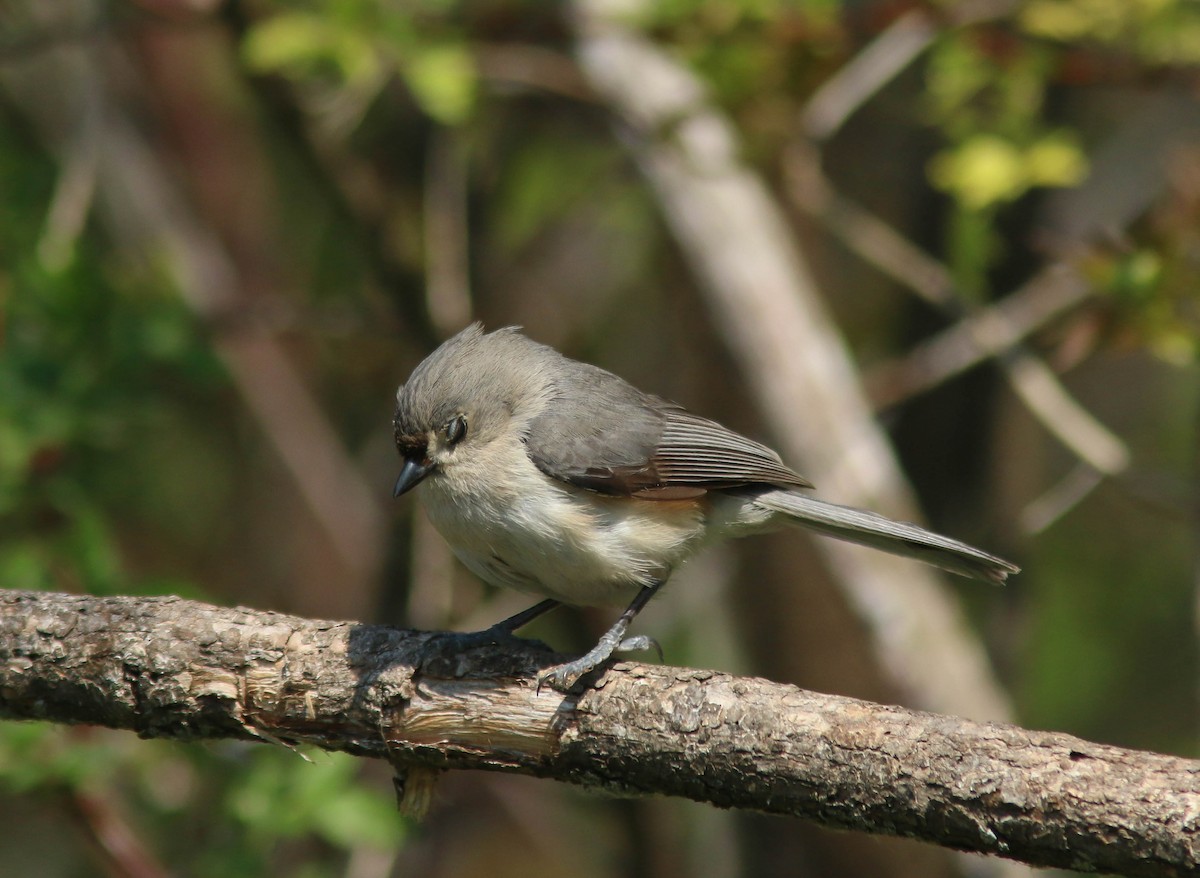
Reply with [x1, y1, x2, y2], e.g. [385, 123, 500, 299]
[524, 361, 810, 498]
[651, 411, 812, 491]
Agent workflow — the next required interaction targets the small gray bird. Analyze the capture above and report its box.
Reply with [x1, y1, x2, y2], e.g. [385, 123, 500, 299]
[393, 324, 1017, 689]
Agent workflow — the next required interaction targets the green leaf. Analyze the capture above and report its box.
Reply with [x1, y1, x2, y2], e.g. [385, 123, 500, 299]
[403, 44, 476, 124]
[928, 135, 1027, 209]
[1025, 132, 1089, 187]
[243, 12, 382, 86]
[228, 748, 405, 849]
[0, 723, 117, 792]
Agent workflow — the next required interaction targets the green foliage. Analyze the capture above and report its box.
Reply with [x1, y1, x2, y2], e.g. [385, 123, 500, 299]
[0, 723, 118, 793]
[227, 747, 404, 851]
[1086, 244, 1200, 364]
[0, 723, 405, 877]
[0, 123, 223, 596]
[632, 0, 844, 130]
[1021, 0, 1200, 63]
[243, 12, 385, 88]
[405, 43, 476, 124]
[928, 131, 1087, 211]
[1019, 480, 1197, 753]
[634, 0, 840, 34]
[242, 2, 477, 124]
[924, 34, 1089, 297]
[491, 130, 652, 255]
[921, 0, 1200, 302]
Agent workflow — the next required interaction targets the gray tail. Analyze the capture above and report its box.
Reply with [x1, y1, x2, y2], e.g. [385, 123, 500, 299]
[753, 490, 1018, 584]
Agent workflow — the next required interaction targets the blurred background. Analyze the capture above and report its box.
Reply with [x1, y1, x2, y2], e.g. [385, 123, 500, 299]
[1, 0, 1198, 876]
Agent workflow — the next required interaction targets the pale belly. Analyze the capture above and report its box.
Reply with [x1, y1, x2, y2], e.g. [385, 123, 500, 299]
[419, 473, 708, 607]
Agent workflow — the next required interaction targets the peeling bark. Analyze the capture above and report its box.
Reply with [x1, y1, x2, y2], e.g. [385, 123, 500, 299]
[1, 590, 1197, 876]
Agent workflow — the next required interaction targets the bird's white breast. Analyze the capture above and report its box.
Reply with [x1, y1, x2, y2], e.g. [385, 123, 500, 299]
[418, 441, 708, 607]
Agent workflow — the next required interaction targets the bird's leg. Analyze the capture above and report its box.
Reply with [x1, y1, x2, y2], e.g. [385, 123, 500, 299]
[487, 598, 562, 635]
[539, 581, 664, 692]
[433, 598, 561, 651]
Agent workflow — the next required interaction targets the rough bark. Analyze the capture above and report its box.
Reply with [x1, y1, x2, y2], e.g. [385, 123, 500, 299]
[1, 590, 1197, 876]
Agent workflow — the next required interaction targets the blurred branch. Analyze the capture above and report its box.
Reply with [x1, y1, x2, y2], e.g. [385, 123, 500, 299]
[1017, 462, 1104, 534]
[784, 141, 958, 307]
[2, 590, 1198, 878]
[800, 9, 935, 142]
[800, 0, 1018, 143]
[35, 84, 99, 271]
[68, 786, 169, 878]
[789, 90, 1200, 501]
[571, 0, 1013, 725]
[474, 43, 594, 102]
[784, 144, 1130, 479]
[0, 2, 114, 62]
[864, 265, 1092, 407]
[423, 126, 473, 337]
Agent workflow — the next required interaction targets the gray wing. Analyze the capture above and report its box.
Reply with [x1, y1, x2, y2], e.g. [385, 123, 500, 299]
[525, 360, 811, 499]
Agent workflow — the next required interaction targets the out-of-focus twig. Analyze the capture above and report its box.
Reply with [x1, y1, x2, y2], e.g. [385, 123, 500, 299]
[423, 127, 473, 336]
[1019, 463, 1105, 535]
[801, 10, 935, 142]
[793, 67, 1200, 517]
[69, 787, 169, 878]
[800, 1, 1018, 144]
[108, 132, 385, 615]
[790, 0, 1133, 519]
[1000, 351, 1130, 474]
[784, 145, 1131, 480]
[0, 1, 114, 62]
[108, 125, 384, 601]
[344, 844, 399, 878]
[36, 107, 98, 270]
[786, 141, 956, 307]
[865, 265, 1092, 407]
[474, 43, 595, 102]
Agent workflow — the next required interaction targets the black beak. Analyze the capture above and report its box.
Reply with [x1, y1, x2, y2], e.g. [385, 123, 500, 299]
[393, 457, 432, 497]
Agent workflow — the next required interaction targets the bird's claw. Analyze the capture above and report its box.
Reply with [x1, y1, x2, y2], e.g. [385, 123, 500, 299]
[617, 634, 663, 662]
[536, 633, 663, 693]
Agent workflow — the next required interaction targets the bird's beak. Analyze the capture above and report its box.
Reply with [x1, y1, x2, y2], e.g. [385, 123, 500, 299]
[393, 457, 433, 497]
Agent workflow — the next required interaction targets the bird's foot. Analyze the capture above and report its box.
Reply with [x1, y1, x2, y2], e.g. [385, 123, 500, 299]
[537, 633, 662, 692]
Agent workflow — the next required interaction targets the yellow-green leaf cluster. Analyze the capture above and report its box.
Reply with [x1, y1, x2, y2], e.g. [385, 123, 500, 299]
[928, 131, 1088, 210]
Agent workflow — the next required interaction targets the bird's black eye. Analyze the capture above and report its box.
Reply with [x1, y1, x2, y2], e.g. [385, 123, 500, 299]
[444, 415, 467, 445]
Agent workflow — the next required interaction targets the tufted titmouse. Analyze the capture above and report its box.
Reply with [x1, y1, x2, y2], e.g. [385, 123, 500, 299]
[393, 324, 1017, 689]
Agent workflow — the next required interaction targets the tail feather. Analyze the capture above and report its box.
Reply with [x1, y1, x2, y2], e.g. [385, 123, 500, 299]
[753, 490, 1018, 584]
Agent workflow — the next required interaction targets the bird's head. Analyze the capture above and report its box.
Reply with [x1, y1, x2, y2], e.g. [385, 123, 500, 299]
[391, 323, 552, 496]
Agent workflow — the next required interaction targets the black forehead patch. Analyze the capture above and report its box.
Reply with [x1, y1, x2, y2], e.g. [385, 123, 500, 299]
[395, 434, 428, 460]
[393, 408, 429, 458]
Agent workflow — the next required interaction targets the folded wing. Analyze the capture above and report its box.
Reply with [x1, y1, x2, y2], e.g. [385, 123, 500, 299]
[525, 361, 810, 499]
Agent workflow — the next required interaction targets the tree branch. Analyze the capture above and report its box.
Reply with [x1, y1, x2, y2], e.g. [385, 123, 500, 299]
[1, 590, 1197, 876]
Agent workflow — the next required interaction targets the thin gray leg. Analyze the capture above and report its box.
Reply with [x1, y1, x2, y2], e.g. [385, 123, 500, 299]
[539, 581, 664, 691]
